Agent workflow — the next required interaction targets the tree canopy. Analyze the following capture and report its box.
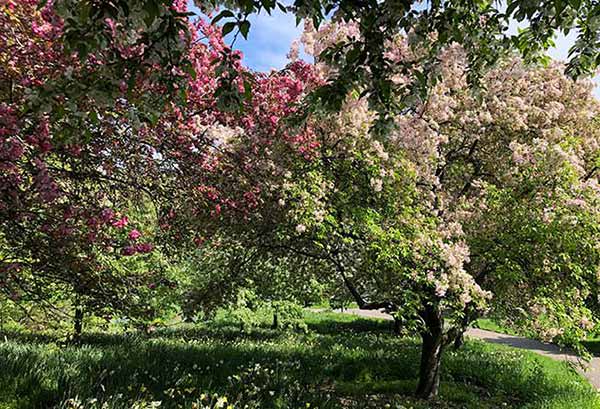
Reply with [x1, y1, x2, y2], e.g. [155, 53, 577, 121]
[2, 0, 600, 401]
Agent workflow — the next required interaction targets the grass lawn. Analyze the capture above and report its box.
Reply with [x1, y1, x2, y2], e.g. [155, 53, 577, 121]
[0, 311, 598, 409]
[474, 318, 519, 336]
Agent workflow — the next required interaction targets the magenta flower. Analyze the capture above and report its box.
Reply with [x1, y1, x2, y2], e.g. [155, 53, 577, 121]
[101, 208, 115, 222]
[128, 229, 141, 240]
[112, 216, 128, 228]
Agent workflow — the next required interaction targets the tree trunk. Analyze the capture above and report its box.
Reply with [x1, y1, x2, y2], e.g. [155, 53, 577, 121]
[393, 317, 402, 335]
[73, 306, 84, 341]
[272, 312, 278, 329]
[452, 312, 473, 350]
[453, 331, 464, 350]
[416, 305, 444, 399]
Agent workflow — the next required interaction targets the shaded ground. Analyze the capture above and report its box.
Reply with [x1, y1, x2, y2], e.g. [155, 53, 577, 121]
[337, 308, 600, 389]
[0, 311, 597, 408]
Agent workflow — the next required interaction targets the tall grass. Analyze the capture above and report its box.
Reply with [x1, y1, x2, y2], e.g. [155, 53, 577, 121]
[0, 311, 597, 408]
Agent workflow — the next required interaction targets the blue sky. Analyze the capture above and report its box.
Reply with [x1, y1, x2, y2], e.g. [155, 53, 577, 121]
[188, 3, 600, 97]
[225, 10, 306, 71]
[187, 2, 306, 71]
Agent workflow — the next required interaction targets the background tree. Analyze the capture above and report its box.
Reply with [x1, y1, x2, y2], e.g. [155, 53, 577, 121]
[11, 0, 600, 138]
[181, 241, 331, 331]
[0, 0, 177, 335]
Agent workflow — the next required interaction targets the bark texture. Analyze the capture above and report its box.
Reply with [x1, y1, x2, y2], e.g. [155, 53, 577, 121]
[416, 304, 444, 399]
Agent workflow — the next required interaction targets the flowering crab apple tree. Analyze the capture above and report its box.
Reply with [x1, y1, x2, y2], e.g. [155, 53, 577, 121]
[0, 0, 285, 333]
[143, 31, 332, 320]
[165, 20, 600, 398]
[0, 0, 190, 333]
[288, 22, 600, 398]
[398, 49, 600, 349]
[155, 24, 469, 398]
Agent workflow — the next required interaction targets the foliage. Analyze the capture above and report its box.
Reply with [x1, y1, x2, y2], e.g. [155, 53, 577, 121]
[8, 0, 600, 141]
[0, 1, 241, 326]
[208, 0, 600, 126]
[178, 239, 332, 323]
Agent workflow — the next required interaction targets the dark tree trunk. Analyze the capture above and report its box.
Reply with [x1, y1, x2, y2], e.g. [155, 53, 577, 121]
[73, 306, 84, 341]
[393, 317, 402, 335]
[416, 304, 444, 399]
[452, 312, 474, 350]
[341, 274, 366, 308]
[416, 331, 444, 398]
[453, 331, 465, 350]
[272, 313, 278, 329]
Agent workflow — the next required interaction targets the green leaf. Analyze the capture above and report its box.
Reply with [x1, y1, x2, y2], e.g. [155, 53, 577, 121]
[222, 22, 236, 36]
[505, 1, 521, 18]
[239, 20, 251, 39]
[143, 0, 161, 26]
[346, 45, 362, 64]
[243, 79, 253, 100]
[212, 10, 235, 24]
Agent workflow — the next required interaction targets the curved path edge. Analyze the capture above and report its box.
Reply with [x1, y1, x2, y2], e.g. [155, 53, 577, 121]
[323, 307, 600, 390]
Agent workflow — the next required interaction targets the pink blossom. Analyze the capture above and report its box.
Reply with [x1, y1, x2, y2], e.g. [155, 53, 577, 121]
[112, 216, 128, 228]
[128, 229, 142, 240]
[101, 208, 115, 223]
[211, 204, 221, 218]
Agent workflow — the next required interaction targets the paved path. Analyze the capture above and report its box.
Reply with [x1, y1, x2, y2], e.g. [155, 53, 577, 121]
[334, 308, 600, 389]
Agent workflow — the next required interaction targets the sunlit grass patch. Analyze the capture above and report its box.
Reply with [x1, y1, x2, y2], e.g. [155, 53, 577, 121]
[0, 312, 597, 408]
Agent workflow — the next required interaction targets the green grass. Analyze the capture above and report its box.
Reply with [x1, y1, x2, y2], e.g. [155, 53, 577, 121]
[474, 318, 518, 336]
[0, 311, 597, 408]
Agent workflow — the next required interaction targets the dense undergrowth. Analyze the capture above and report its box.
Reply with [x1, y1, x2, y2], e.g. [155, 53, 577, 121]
[0, 312, 598, 409]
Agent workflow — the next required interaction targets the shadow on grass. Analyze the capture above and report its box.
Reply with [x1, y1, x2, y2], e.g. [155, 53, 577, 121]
[582, 339, 600, 356]
[0, 314, 597, 409]
[304, 315, 394, 335]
